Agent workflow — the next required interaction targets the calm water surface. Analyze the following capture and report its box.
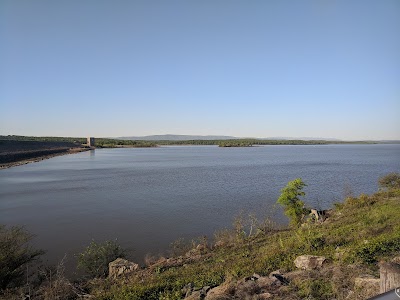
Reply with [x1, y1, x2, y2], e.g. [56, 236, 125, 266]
[1, 144, 399, 269]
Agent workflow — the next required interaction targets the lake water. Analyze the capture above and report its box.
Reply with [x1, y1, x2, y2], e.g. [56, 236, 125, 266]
[0, 144, 399, 270]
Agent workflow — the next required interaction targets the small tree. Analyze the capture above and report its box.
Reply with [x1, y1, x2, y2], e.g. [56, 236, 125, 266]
[77, 240, 126, 278]
[0, 225, 44, 290]
[378, 173, 400, 191]
[277, 178, 308, 227]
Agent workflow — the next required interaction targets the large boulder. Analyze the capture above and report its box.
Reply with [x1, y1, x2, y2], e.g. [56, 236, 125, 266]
[108, 258, 139, 278]
[294, 255, 326, 270]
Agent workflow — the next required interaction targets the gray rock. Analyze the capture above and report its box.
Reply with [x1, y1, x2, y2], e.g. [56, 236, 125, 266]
[269, 271, 289, 285]
[257, 276, 275, 290]
[185, 290, 201, 300]
[294, 255, 326, 270]
[182, 282, 194, 298]
[204, 284, 233, 300]
[201, 286, 211, 296]
[108, 258, 139, 278]
[245, 273, 261, 281]
[258, 292, 272, 299]
[235, 279, 260, 297]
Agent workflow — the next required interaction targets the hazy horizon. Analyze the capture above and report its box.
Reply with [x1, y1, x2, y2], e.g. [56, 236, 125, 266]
[2, 132, 399, 142]
[1, 1, 399, 140]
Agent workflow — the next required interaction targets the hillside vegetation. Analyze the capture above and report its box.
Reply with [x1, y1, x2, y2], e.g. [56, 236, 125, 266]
[85, 186, 400, 300]
[1, 174, 399, 299]
[1, 135, 376, 147]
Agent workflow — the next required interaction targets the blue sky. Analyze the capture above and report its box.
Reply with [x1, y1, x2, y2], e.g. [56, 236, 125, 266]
[1, 1, 399, 140]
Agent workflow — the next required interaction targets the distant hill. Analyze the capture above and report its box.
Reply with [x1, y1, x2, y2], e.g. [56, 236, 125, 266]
[116, 134, 240, 141]
[115, 134, 342, 141]
[261, 137, 342, 141]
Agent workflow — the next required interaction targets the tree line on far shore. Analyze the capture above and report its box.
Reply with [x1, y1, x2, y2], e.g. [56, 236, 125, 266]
[0, 135, 377, 149]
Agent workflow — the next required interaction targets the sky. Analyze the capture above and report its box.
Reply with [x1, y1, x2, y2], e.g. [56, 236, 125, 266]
[0, 1, 399, 140]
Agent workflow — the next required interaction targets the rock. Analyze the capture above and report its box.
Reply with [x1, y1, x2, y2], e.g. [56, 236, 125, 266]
[310, 209, 321, 221]
[258, 292, 272, 299]
[182, 282, 194, 298]
[257, 276, 274, 290]
[268, 270, 282, 279]
[214, 241, 225, 248]
[235, 279, 260, 298]
[205, 284, 233, 300]
[196, 244, 207, 252]
[309, 209, 330, 222]
[245, 273, 261, 281]
[201, 286, 211, 296]
[294, 255, 326, 270]
[379, 260, 400, 293]
[284, 270, 305, 281]
[185, 290, 201, 300]
[184, 286, 211, 299]
[354, 275, 380, 299]
[108, 258, 139, 278]
[185, 248, 200, 258]
[268, 270, 289, 285]
[391, 256, 400, 264]
[345, 290, 354, 299]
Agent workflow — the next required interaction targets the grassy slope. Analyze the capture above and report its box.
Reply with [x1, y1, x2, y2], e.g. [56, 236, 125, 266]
[88, 190, 400, 300]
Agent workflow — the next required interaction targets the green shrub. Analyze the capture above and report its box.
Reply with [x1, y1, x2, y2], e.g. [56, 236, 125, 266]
[354, 234, 400, 264]
[77, 240, 126, 278]
[0, 225, 44, 290]
[277, 178, 308, 227]
[297, 278, 334, 299]
[379, 172, 400, 191]
[344, 194, 375, 208]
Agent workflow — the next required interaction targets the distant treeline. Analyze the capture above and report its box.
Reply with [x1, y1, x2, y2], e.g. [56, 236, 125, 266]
[0, 135, 86, 144]
[0, 135, 377, 148]
[155, 139, 376, 146]
[94, 139, 157, 148]
[0, 136, 157, 148]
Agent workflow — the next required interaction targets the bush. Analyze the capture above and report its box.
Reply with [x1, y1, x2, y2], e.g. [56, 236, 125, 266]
[77, 240, 126, 278]
[296, 278, 334, 299]
[379, 172, 400, 191]
[0, 225, 44, 290]
[354, 234, 400, 264]
[277, 178, 308, 227]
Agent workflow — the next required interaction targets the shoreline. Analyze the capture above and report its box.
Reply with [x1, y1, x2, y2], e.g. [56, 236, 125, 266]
[0, 147, 91, 170]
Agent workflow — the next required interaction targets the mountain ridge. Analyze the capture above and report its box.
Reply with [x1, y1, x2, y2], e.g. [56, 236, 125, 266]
[115, 134, 342, 141]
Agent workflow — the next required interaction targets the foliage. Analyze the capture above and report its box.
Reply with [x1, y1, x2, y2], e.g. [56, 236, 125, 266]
[218, 141, 253, 147]
[296, 278, 334, 299]
[94, 138, 157, 148]
[77, 240, 126, 278]
[87, 177, 400, 299]
[37, 255, 75, 300]
[4, 175, 400, 299]
[354, 233, 400, 264]
[0, 135, 377, 147]
[0, 225, 44, 290]
[277, 178, 308, 227]
[378, 172, 400, 191]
